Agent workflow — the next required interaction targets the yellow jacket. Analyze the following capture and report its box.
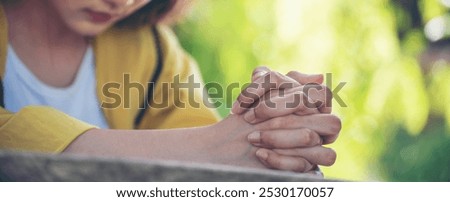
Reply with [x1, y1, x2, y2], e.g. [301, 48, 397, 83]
[0, 6, 220, 153]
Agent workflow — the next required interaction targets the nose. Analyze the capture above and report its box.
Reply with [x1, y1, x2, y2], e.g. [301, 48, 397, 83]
[103, 0, 134, 10]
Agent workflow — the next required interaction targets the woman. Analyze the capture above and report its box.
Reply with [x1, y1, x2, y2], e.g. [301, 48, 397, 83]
[0, 0, 340, 173]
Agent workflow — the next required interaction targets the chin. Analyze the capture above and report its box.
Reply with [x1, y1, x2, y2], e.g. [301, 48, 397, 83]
[81, 28, 109, 37]
[70, 22, 114, 37]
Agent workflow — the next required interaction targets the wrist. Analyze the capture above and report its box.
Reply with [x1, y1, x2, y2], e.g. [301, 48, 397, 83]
[204, 114, 263, 168]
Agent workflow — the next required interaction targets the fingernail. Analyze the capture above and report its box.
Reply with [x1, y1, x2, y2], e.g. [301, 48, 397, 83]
[244, 108, 256, 123]
[247, 131, 261, 144]
[318, 137, 323, 145]
[253, 71, 269, 80]
[256, 149, 269, 161]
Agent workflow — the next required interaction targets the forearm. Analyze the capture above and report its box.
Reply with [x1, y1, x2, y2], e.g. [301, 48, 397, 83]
[63, 115, 263, 168]
[64, 126, 212, 162]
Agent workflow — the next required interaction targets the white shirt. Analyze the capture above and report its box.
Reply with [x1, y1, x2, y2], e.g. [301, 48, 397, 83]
[4, 45, 109, 129]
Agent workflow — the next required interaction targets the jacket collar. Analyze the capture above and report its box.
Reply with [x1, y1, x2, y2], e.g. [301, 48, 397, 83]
[0, 5, 7, 79]
[0, 3, 157, 129]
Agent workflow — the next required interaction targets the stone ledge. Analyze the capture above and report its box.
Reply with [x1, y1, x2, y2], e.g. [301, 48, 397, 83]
[0, 150, 335, 182]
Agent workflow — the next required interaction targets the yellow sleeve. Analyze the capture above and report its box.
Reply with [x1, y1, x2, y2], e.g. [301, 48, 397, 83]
[0, 106, 96, 153]
[137, 26, 221, 129]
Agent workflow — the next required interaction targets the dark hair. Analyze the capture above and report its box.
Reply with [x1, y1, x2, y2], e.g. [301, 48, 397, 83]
[0, 0, 179, 27]
[118, 0, 179, 27]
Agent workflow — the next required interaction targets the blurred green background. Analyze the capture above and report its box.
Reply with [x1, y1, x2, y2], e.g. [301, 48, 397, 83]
[174, 0, 450, 181]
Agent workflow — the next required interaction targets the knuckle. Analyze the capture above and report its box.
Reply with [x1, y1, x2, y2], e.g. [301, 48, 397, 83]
[298, 92, 314, 110]
[271, 71, 284, 83]
[260, 132, 275, 148]
[301, 128, 316, 146]
[266, 71, 274, 77]
[286, 71, 298, 77]
[254, 104, 270, 120]
[268, 117, 283, 129]
[268, 155, 283, 169]
[293, 158, 308, 172]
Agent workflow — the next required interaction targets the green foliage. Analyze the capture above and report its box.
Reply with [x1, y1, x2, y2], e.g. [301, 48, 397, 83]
[176, 0, 450, 181]
[380, 118, 450, 181]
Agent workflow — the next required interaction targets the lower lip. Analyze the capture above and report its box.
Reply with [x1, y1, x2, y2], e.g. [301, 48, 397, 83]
[86, 10, 112, 24]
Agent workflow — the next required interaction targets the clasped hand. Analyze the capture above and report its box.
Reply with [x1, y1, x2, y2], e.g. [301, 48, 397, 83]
[232, 67, 341, 175]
